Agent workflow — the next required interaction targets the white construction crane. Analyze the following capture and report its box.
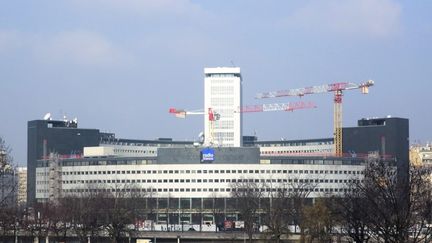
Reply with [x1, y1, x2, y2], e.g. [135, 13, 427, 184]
[256, 80, 374, 156]
[169, 101, 317, 145]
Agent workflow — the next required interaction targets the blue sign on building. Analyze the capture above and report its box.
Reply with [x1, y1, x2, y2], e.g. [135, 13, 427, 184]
[200, 148, 215, 163]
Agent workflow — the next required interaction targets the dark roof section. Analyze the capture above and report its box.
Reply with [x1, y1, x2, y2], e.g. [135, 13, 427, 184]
[244, 137, 333, 146]
[100, 137, 194, 146]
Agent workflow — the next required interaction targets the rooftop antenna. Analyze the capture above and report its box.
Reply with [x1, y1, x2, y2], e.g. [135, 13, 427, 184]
[60, 109, 67, 122]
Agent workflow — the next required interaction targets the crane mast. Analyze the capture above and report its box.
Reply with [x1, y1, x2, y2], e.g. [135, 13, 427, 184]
[334, 90, 343, 156]
[256, 80, 374, 157]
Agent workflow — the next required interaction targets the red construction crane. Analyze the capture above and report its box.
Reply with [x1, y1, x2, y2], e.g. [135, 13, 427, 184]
[169, 101, 317, 145]
[256, 80, 374, 157]
[169, 101, 316, 117]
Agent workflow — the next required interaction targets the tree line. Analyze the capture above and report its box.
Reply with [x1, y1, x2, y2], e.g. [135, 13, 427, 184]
[1, 135, 432, 243]
[229, 158, 432, 243]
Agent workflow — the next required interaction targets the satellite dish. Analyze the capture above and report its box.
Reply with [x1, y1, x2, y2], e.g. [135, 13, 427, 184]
[43, 113, 51, 120]
[198, 132, 205, 143]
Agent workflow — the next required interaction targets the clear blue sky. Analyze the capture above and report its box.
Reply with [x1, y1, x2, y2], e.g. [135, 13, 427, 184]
[1, 0, 431, 165]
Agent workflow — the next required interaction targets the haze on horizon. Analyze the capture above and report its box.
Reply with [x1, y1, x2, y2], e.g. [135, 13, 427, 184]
[0, 0, 431, 165]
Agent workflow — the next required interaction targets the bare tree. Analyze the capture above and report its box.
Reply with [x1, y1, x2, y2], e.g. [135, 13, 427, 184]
[129, 187, 151, 232]
[208, 192, 224, 232]
[244, 173, 319, 243]
[332, 195, 371, 243]
[342, 159, 432, 243]
[65, 186, 106, 243]
[45, 200, 71, 242]
[0, 136, 17, 210]
[302, 198, 335, 243]
[100, 183, 149, 243]
[26, 202, 51, 243]
[286, 178, 317, 243]
[0, 204, 19, 240]
[0, 137, 20, 242]
[230, 177, 263, 243]
[261, 186, 291, 243]
[332, 175, 371, 243]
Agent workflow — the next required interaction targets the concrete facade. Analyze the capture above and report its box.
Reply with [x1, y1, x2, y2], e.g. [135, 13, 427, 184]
[204, 67, 242, 147]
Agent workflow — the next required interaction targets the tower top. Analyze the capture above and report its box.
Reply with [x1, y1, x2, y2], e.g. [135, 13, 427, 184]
[204, 67, 241, 74]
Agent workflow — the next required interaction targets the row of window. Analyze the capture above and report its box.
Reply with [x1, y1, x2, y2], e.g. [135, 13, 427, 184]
[60, 187, 352, 194]
[206, 74, 239, 78]
[257, 140, 333, 147]
[210, 98, 234, 106]
[61, 169, 363, 176]
[113, 149, 156, 154]
[60, 178, 360, 185]
[210, 86, 234, 94]
[61, 159, 157, 167]
[261, 149, 332, 154]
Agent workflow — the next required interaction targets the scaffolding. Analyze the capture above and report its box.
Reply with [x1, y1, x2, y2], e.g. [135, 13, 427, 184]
[48, 153, 62, 203]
